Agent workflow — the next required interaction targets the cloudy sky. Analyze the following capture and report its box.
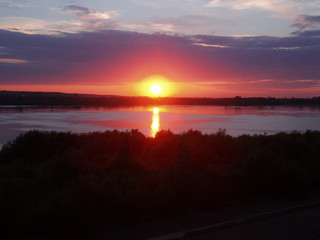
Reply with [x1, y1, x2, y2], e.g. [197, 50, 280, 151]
[0, 0, 320, 97]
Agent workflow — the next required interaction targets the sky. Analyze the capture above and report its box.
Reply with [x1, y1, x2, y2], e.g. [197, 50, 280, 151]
[0, 0, 320, 97]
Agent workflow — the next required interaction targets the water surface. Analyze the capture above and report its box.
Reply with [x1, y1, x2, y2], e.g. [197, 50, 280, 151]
[1, 105, 320, 147]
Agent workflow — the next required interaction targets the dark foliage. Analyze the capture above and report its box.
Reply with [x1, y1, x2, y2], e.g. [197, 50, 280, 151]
[1, 129, 320, 237]
[1, 91, 320, 107]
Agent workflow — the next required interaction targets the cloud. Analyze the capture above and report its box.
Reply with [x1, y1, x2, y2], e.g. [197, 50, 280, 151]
[150, 14, 217, 29]
[0, 2, 23, 9]
[299, 0, 320, 9]
[0, 58, 28, 64]
[0, 17, 50, 34]
[291, 15, 320, 34]
[122, 22, 177, 32]
[206, 0, 296, 14]
[193, 43, 230, 48]
[121, 14, 220, 34]
[273, 46, 302, 50]
[0, 29, 319, 96]
[0, 17, 117, 35]
[249, 79, 320, 90]
[62, 5, 120, 20]
[0, 5, 121, 35]
[293, 29, 320, 37]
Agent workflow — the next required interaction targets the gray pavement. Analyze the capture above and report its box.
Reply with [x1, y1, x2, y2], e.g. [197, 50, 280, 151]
[187, 205, 320, 240]
[95, 193, 320, 240]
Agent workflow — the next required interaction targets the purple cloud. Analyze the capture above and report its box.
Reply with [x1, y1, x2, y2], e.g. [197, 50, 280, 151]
[62, 5, 120, 20]
[292, 15, 320, 34]
[0, 29, 319, 91]
[293, 30, 320, 37]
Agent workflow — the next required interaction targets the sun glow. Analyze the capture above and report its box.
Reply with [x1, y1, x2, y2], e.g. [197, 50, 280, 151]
[135, 74, 178, 97]
[150, 83, 163, 96]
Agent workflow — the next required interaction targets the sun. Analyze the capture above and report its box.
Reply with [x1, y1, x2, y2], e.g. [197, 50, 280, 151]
[135, 74, 178, 97]
[150, 83, 163, 96]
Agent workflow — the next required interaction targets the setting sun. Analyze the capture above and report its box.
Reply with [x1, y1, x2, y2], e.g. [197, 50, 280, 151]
[150, 83, 163, 96]
[135, 74, 178, 97]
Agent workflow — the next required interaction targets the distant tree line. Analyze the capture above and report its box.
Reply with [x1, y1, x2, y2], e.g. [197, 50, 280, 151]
[0, 129, 320, 238]
[1, 91, 320, 106]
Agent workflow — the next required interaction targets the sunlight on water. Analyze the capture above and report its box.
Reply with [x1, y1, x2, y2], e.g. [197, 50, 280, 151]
[151, 107, 160, 137]
[1, 105, 320, 145]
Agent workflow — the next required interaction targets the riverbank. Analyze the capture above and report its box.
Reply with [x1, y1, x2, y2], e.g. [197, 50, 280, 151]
[1, 91, 320, 107]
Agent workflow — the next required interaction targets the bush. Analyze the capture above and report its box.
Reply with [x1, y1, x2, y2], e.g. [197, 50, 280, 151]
[0, 130, 320, 237]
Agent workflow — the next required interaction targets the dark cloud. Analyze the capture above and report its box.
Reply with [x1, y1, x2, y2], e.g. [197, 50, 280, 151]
[191, 35, 320, 83]
[293, 30, 320, 37]
[0, 29, 319, 89]
[291, 15, 320, 34]
[63, 5, 96, 18]
[62, 5, 118, 19]
[0, 30, 192, 84]
[194, 34, 320, 49]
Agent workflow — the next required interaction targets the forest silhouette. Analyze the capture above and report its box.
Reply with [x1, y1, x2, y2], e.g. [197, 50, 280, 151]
[1, 91, 320, 107]
[1, 129, 320, 237]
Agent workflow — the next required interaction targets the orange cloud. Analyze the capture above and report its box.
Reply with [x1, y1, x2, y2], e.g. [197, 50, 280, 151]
[0, 58, 28, 64]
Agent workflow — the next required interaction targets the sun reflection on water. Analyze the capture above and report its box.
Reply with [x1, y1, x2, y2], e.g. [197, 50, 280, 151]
[151, 107, 160, 137]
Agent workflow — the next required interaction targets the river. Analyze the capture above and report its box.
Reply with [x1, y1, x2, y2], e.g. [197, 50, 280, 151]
[1, 105, 320, 147]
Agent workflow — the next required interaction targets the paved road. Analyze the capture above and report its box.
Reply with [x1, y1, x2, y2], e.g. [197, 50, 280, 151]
[187, 205, 320, 240]
[35, 195, 320, 240]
